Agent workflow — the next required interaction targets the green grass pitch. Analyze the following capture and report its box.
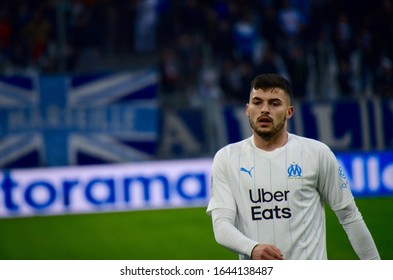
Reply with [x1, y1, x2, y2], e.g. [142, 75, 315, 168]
[0, 197, 392, 260]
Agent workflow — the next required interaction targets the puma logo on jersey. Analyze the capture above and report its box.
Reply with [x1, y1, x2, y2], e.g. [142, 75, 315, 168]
[240, 167, 254, 177]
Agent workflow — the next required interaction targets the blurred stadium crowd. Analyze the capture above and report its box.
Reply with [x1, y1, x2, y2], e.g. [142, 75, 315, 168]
[0, 0, 392, 104]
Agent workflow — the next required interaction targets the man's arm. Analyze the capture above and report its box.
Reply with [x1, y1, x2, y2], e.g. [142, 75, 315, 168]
[211, 208, 284, 259]
[335, 201, 381, 260]
[317, 146, 380, 259]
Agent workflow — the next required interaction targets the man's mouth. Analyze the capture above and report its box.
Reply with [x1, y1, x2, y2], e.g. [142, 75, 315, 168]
[258, 116, 272, 125]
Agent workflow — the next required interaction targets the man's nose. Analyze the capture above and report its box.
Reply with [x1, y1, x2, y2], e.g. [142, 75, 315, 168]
[260, 103, 269, 113]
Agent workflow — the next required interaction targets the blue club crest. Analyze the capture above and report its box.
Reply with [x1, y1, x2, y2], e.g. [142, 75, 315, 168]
[338, 166, 346, 180]
[288, 163, 302, 178]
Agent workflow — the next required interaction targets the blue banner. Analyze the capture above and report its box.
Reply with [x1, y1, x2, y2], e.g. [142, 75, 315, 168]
[0, 70, 159, 168]
[221, 99, 393, 151]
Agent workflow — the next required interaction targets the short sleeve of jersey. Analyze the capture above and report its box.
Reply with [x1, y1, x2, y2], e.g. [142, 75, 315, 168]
[317, 145, 354, 211]
[206, 148, 237, 215]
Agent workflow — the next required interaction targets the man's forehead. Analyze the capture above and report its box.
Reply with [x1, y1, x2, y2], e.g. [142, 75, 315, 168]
[250, 87, 287, 98]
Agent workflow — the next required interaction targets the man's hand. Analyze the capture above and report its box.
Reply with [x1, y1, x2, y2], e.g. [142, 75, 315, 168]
[251, 244, 284, 260]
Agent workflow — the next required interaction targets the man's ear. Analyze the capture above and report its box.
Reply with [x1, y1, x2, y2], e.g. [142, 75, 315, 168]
[287, 106, 294, 119]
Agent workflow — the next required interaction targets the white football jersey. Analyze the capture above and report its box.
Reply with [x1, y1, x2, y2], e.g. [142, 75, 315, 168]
[207, 133, 354, 260]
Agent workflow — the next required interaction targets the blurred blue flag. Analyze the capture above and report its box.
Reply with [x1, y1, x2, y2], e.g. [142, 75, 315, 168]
[0, 69, 159, 168]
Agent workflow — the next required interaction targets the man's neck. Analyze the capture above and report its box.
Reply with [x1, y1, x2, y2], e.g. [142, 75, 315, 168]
[253, 131, 289, 151]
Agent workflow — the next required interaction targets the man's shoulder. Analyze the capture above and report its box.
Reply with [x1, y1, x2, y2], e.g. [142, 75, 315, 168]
[289, 133, 330, 151]
[215, 137, 252, 156]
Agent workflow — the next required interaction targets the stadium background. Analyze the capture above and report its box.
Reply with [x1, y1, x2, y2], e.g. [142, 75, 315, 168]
[1, 0, 393, 260]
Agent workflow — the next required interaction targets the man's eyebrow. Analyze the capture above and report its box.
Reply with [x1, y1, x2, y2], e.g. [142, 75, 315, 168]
[269, 98, 283, 102]
[251, 96, 283, 102]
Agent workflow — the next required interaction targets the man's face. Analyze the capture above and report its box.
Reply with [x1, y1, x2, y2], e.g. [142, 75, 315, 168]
[246, 87, 294, 140]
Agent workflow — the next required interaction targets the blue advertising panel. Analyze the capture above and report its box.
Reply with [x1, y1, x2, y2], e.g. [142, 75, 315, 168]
[337, 151, 393, 198]
[0, 151, 391, 218]
[0, 158, 212, 218]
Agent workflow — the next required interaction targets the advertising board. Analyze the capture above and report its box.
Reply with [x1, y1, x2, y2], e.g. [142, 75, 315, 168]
[1, 152, 392, 218]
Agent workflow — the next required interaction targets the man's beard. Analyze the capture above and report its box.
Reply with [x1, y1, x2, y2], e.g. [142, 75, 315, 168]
[249, 115, 287, 141]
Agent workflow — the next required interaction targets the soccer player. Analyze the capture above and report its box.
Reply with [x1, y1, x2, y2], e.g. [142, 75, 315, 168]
[206, 73, 380, 260]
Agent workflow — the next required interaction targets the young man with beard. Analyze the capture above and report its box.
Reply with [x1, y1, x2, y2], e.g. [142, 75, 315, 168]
[206, 73, 380, 260]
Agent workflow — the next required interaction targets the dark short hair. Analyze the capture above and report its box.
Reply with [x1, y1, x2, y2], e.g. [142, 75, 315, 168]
[250, 73, 293, 103]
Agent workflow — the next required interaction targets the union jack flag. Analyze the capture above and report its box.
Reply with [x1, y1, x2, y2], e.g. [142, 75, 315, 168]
[0, 69, 159, 168]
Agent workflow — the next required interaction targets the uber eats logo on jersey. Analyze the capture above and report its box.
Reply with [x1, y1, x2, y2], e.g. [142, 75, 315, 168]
[249, 188, 291, 220]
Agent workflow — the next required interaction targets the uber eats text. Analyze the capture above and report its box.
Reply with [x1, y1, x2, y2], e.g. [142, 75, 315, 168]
[249, 188, 291, 220]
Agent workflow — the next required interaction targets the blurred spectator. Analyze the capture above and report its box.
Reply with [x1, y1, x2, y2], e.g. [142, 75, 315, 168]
[238, 60, 256, 98]
[159, 48, 180, 95]
[374, 56, 393, 98]
[232, 9, 260, 63]
[134, 0, 160, 54]
[177, 0, 205, 36]
[70, 3, 102, 72]
[373, 0, 393, 62]
[0, 0, 392, 102]
[218, 58, 255, 104]
[255, 44, 282, 75]
[115, 0, 136, 54]
[156, 0, 175, 50]
[286, 44, 309, 99]
[333, 12, 353, 63]
[277, 0, 306, 39]
[310, 29, 334, 99]
[276, 0, 309, 97]
[25, 9, 52, 66]
[176, 33, 203, 91]
[259, 5, 280, 50]
[0, 10, 11, 57]
[354, 26, 378, 96]
[219, 58, 243, 103]
[211, 19, 234, 64]
[336, 57, 354, 97]
[195, 67, 222, 108]
[332, 12, 355, 97]
[9, 41, 29, 70]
